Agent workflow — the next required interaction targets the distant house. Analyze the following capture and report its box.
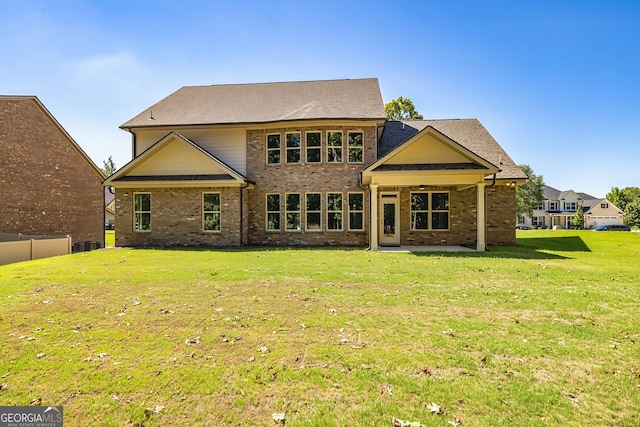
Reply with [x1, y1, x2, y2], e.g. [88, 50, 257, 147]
[0, 96, 104, 244]
[519, 185, 624, 229]
[106, 78, 526, 250]
[105, 187, 115, 229]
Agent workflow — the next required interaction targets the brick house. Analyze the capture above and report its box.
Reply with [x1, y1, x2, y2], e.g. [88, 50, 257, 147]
[105, 78, 526, 250]
[0, 96, 104, 243]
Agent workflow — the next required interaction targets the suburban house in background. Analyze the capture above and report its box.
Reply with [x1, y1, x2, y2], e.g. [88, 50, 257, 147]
[518, 185, 625, 229]
[105, 78, 526, 251]
[105, 187, 116, 229]
[0, 96, 104, 244]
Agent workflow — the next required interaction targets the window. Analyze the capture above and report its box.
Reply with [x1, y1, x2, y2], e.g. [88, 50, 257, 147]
[549, 201, 558, 210]
[203, 193, 221, 232]
[564, 202, 577, 211]
[286, 132, 301, 164]
[410, 192, 449, 230]
[327, 192, 343, 230]
[286, 193, 301, 231]
[348, 193, 364, 231]
[306, 193, 322, 231]
[532, 216, 544, 227]
[266, 193, 280, 231]
[306, 132, 321, 163]
[267, 134, 281, 164]
[410, 193, 429, 230]
[347, 131, 363, 163]
[601, 202, 609, 209]
[537, 201, 545, 210]
[134, 193, 151, 232]
[327, 131, 343, 163]
[431, 192, 449, 230]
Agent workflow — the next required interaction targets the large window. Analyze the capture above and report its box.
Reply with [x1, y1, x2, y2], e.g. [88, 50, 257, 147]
[286, 132, 301, 164]
[532, 216, 544, 227]
[286, 193, 301, 231]
[203, 193, 221, 232]
[267, 134, 281, 164]
[134, 193, 151, 232]
[306, 132, 321, 163]
[410, 192, 449, 230]
[327, 192, 343, 230]
[327, 131, 343, 163]
[306, 193, 322, 231]
[348, 193, 364, 231]
[549, 201, 559, 210]
[564, 201, 577, 211]
[266, 193, 281, 231]
[347, 131, 363, 163]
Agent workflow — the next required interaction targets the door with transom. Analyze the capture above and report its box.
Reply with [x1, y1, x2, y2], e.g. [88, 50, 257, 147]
[379, 192, 400, 246]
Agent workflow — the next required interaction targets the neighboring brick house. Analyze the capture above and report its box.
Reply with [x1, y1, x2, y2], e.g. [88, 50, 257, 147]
[519, 185, 625, 229]
[0, 96, 104, 243]
[105, 78, 526, 250]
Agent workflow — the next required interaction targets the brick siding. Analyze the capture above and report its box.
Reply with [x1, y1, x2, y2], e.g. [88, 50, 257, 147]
[0, 98, 104, 243]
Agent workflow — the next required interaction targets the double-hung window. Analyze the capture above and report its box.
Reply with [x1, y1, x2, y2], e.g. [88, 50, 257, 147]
[410, 192, 449, 230]
[327, 192, 343, 230]
[327, 131, 343, 163]
[306, 132, 321, 163]
[286, 193, 301, 231]
[203, 193, 221, 232]
[347, 131, 363, 163]
[348, 193, 364, 231]
[286, 132, 301, 164]
[266, 193, 281, 231]
[306, 193, 322, 231]
[267, 134, 281, 164]
[134, 193, 151, 232]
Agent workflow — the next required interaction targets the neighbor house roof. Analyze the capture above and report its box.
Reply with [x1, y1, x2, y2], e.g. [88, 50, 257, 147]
[121, 78, 386, 128]
[379, 119, 526, 180]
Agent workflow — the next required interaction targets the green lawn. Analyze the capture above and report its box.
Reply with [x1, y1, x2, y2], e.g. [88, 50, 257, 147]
[1, 230, 639, 426]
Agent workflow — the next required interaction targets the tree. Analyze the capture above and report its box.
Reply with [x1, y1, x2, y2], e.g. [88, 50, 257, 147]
[384, 96, 424, 120]
[625, 199, 640, 228]
[101, 156, 117, 178]
[572, 202, 585, 229]
[606, 186, 640, 227]
[516, 164, 545, 220]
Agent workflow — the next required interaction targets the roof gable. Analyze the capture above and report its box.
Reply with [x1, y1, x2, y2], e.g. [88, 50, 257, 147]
[364, 125, 498, 175]
[105, 132, 247, 187]
[379, 120, 526, 180]
[121, 78, 386, 128]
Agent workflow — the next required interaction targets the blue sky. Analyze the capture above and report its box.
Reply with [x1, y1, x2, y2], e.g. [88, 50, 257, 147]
[2, 0, 639, 198]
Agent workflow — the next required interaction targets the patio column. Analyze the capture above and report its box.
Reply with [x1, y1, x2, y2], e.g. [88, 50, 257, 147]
[477, 183, 486, 252]
[370, 184, 378, 251]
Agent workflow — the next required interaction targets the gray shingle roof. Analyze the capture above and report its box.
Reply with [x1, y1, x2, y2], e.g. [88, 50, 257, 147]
[379, 120, 526, 180]
[121, 78, 385, 128]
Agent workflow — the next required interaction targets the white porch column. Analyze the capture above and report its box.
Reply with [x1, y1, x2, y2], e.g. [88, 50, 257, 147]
[370, 184, 378, 251]
[477, 183, 486, 252]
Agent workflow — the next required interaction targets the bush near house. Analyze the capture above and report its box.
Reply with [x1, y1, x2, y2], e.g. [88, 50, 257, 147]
[0, 230, 638, 426]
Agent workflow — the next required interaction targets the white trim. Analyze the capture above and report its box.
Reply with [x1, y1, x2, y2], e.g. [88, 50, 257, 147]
[133, 192, 152, 233]
[202, 192, 221, 233]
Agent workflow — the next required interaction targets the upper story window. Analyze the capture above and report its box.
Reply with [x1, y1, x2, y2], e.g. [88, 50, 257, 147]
[306, 132, 321, 163]
[601, 202, 609, 209]
[203, 193, 221, 232]
[549, 201, 559, 210]
[286, 132, 301, 164]
[347, 131, 364, 163]
[327, 131, 343, 163]
[267, 134, 281, 164]
[538, 201, 545, 210]
[564, 201, 577, 211]
[134, 193, 151, 232]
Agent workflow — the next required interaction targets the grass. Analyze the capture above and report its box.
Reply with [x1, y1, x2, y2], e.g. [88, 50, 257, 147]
[1, 230, 639, 426]
[105, 230, 115, 247]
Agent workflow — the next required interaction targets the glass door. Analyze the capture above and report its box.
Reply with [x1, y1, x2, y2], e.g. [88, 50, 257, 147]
[379, 193, 400, 246]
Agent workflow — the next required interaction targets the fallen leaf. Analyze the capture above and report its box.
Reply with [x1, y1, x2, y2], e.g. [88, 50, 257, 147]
[272, 412, 285, 424]
[29, 397, 42, 406]
[427, 402, 441, 414]
[35, 353, 46, 359]
[0, 383, 7, 392]
[448, 418, 463, 426]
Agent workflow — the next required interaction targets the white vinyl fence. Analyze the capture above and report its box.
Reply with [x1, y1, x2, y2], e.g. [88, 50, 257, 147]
[0, 233, 72, 266]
